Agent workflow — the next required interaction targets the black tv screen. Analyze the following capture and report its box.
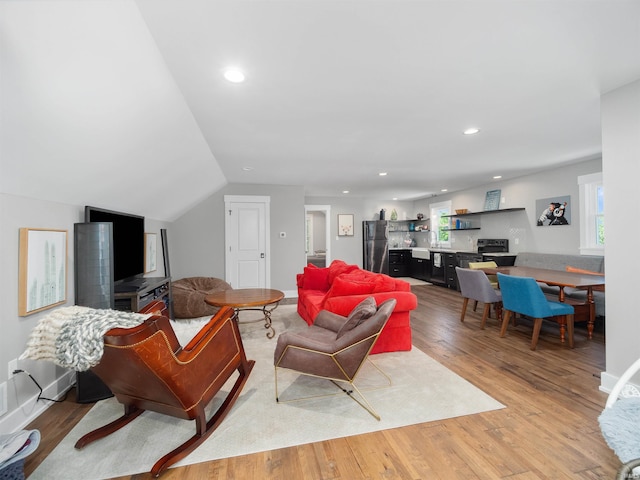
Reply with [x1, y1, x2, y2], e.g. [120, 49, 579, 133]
[84, 206, 145, 283]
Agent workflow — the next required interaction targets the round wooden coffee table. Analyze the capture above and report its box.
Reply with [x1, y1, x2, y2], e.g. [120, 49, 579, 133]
[204, 288, 285, 339]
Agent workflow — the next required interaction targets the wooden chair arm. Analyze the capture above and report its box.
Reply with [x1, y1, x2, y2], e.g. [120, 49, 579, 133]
[176, 306, 236, 361]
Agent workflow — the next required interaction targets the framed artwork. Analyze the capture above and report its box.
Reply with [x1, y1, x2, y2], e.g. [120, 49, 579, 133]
[338, 214, 354, 236]
[18, 228, 68, 316]
[536, 195, 571, 226]
[145, 233, 157, 273]
[484, 189, 501, 211]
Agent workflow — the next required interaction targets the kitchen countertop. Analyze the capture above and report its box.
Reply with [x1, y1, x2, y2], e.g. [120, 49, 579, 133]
[388, 246, 516, 255]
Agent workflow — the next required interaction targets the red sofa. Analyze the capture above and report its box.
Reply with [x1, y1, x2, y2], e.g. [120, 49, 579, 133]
[296, 260, 418, 354]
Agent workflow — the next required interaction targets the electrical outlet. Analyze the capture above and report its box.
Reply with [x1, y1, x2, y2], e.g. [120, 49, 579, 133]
[8, 358, 17, 379]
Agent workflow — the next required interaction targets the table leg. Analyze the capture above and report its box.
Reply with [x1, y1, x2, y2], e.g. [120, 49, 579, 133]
[586, 287, 595, 340]
[262, 303, 279, 339]
[231, 302, 280, 339]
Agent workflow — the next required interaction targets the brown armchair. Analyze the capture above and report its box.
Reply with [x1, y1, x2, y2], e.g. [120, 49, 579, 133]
[274, 297, 397, 420]
[74, 301, 255, 477]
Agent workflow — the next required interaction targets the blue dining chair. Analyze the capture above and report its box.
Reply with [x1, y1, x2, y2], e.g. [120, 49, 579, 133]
[496, 272, 575, 350]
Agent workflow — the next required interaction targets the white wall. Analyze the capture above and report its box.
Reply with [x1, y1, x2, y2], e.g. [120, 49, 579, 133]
[413, 158, 602, 254]
[0, 193, 170, 432]
[169, 184, 306, 295]
[0, 1, 226, 222]
[600, 79, 640, 389]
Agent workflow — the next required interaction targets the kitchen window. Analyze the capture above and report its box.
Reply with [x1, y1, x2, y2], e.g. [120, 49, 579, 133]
[578, 172, 604, 255]
[430, 200, 452, 248]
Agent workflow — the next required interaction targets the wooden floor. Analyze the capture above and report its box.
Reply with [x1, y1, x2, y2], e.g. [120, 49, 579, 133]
[23, 285, 620, 479]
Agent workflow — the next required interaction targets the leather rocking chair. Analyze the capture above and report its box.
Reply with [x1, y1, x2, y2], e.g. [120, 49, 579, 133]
[74, 301, 255, 477]
[274, 297, 396, 420]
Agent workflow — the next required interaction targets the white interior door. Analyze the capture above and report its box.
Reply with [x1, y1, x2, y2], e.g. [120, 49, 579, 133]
[225, 195, 270, 288]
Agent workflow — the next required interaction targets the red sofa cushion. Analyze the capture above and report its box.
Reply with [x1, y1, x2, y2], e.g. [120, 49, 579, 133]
[327, 271, 398, 297]
[326, 260, 359, 284]
[301, 265, 330, 291]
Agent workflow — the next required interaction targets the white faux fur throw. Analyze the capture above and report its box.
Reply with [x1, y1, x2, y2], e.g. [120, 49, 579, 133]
[20, 306, 151, 371]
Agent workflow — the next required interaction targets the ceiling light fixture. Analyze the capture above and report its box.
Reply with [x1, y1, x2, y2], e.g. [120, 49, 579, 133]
[342, 190, 350, 194]
[242, 166, 253, 171]
[379, 172, 387, 176]
[493, 175, 502, 179]
[463, 128, 480, 135]
[224, 69, 245, 83]
[441, 189, 448, 192]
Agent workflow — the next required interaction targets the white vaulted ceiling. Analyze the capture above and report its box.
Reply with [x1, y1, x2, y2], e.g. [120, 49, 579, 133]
[133, 0, 640, 199]
[2, 1, 639, 220]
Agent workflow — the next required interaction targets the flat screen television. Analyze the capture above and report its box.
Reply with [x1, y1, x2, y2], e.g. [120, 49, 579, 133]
[84, 206, 145, 285]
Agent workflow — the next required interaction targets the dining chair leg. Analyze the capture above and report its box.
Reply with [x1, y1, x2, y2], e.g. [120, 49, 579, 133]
[500, 310, 512, 337]
[481, 303, 491, 329]
[473, 300, 478, 312]
[495, 302, 503, 321]
[460, 297, 469, 322]
[531, 317, 543, 350]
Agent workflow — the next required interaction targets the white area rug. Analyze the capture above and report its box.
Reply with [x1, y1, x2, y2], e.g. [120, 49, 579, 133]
[31, 305, 503, 480]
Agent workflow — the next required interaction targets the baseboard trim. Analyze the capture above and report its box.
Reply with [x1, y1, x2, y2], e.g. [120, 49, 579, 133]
[599, 370, 619, 394]
[0, 370, 75, 433]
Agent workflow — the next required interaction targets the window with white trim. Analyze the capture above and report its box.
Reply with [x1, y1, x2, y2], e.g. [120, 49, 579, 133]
[578, 172, 604, 255]
[430, 200, 452, 248]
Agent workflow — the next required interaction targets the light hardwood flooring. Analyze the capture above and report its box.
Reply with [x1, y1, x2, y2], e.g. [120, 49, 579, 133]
[23, 285, 619, 479]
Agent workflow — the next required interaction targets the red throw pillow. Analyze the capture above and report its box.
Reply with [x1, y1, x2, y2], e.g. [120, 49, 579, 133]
[371, 274, 397, 293]
[336, 297, 377, 338]
[327, 260, 359, 284]
[303, 266, 330, 291]
[328, 275, 375, 296]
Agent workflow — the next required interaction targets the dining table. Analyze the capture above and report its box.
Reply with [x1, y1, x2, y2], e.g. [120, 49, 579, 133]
[480, 265, 605, 340]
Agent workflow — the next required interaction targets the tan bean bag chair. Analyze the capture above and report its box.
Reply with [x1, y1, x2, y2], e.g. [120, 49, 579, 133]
[171, 277, 233, 319]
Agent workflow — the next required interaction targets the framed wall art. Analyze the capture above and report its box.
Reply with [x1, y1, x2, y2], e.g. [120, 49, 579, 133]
[338, 214, 354, 236]
[535, 195, 571, 226]
[19, 228, 68, 316]
[145, 232, 157, 273]
[484, 189, 501, 211]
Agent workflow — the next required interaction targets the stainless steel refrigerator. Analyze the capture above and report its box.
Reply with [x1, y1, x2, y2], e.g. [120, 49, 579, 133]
[363, 221, 389, 274]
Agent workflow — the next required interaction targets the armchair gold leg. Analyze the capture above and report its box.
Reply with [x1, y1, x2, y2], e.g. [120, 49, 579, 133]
[274, 359, 391, 421]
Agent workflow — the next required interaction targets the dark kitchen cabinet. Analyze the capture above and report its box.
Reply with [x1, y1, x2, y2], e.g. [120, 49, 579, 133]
[389, 249, 411, 277]
[411, 257, 430, 281]
[444, 252, 458, 289]
[430, 252, 446, 286]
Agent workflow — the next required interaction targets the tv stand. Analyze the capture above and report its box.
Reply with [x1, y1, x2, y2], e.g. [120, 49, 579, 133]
[114, 278, 148, 293]
[114, 276, 172, 313]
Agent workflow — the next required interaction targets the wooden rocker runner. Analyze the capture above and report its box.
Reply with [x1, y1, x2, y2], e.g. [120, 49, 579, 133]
[74, 301, 255, 477]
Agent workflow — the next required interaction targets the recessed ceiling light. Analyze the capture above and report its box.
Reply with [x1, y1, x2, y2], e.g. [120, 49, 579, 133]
[441, 189, 448, 192]
[242, 166, 253, 171]
[463, 128, 480, 135]
[224, 69, 245, 83]
[379, 172, 387, 176]
[342, 190, 350, 194]
[392, 197, 398, 201]
[493, 175, 502, 179]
